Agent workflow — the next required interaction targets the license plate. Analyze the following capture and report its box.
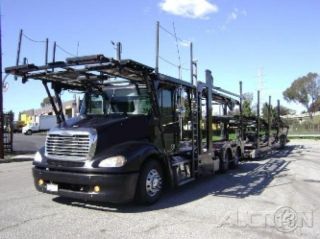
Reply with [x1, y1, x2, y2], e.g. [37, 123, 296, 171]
[47, 183, 58, 192]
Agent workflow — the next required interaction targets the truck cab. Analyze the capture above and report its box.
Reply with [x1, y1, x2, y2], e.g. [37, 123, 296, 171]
[6, 55, 245, 204]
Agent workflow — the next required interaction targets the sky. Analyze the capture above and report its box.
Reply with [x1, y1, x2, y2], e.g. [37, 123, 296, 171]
[1, 0, 320, 119]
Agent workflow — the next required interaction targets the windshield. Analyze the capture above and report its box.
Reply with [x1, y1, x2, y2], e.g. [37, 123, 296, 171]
[80, 81, 152, 116]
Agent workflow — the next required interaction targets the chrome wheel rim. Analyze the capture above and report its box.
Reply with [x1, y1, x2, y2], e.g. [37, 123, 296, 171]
[146, 169, 162, 197]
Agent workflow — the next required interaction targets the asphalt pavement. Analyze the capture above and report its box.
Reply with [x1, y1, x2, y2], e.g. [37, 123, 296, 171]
[0, 133, 46, 163]
[12, 133, 46, 153]
[0, 140, 319, 238]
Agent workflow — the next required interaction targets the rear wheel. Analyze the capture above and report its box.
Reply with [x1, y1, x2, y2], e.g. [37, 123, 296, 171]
[136, 160, 163, 205]
[25, 130, 32, 135]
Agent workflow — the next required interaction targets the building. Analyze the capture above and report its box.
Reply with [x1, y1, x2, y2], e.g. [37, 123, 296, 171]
[282, 111, 320, 123]
[19, 109, 35, 125]
[19, 97, 81, 125]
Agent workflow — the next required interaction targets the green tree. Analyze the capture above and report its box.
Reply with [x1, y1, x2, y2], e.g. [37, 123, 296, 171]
[262, 103, 294, 121]
[262, 103, 274, 121]
[242, 92, 254, 117]
[309, 98, 320, 113]
[278, 105, 295, 116]
[41, 96, 56, 107]
[283, 72, 320, 115]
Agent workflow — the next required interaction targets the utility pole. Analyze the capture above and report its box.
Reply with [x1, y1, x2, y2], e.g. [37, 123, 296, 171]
[0, 14, 4, 159]
[268, 96, 271, 146]
[155, 21, 160, 74]
[257, 67, 265, 104]
[239, 81, 243, 140]
[256, 90, 260, 151]
[190, 42, 193, 85]
[116, 42, 122, 61]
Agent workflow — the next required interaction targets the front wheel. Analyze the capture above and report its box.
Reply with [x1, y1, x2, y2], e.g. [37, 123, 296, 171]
[136, 160, 164, 205]
[25, 130, 32, 135]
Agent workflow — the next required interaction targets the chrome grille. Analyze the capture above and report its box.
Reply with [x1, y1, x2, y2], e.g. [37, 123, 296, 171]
[45, 133, 91, 160]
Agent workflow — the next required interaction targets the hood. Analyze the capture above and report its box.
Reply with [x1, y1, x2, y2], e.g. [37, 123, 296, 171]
[59, 115, 128, 131]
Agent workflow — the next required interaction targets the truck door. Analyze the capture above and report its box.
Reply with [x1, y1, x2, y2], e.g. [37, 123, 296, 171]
[158, 87, 179, 153]
[176, 87, 192, 143]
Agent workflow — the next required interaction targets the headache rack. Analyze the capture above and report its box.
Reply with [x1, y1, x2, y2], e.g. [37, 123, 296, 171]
[5, 54, 154, 90]
[5, 54, 158, 124]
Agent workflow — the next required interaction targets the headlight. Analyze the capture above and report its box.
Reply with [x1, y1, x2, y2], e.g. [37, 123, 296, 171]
[34, 151, 42, 163]
[98, 156, 126, 168]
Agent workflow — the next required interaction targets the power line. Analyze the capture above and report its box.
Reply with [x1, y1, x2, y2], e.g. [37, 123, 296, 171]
[159, 56, 178, 68]
[158, 23, 190, 73]
[159, 24, 184, 43]
[22, 33, 46, 43]
[56, 43, 76, 57]
[159, 56, 190, 71]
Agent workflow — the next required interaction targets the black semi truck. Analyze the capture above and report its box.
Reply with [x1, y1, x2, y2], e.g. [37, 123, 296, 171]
[6, 54, 245, 204]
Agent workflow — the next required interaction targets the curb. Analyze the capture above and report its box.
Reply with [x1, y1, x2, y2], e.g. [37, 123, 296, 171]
[0, 154, 35, 164]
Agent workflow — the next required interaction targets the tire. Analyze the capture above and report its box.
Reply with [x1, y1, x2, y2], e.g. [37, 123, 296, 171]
[230, 148, 240, 169]
[25, 130, 32, 135]
[136, 160, 164, 205]
[219, 150, 230, 173]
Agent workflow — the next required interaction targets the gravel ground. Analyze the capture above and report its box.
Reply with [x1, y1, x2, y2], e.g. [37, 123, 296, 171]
[0, 139, 319, 239]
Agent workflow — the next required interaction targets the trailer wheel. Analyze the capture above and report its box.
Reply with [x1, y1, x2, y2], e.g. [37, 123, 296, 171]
[230, 148, 241, 169]
[25, 130, 32, 135]
[136, 160, 163, 205]
[219, 150, 230, 173]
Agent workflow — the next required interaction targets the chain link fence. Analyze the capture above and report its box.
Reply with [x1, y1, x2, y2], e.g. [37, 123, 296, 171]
[2, 113, 14, 153]
[284, 115, 320, 137]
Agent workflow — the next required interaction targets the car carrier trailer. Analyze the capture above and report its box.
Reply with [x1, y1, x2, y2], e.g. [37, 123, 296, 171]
[242, 94, 289, 159]
[6, 52, 247, 204]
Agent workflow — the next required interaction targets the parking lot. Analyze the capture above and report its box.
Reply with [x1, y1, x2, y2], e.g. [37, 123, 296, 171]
[0, 140, 319, 238]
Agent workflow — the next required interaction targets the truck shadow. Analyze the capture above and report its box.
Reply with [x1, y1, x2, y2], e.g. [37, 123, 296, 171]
[53, 144, 300, 213]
